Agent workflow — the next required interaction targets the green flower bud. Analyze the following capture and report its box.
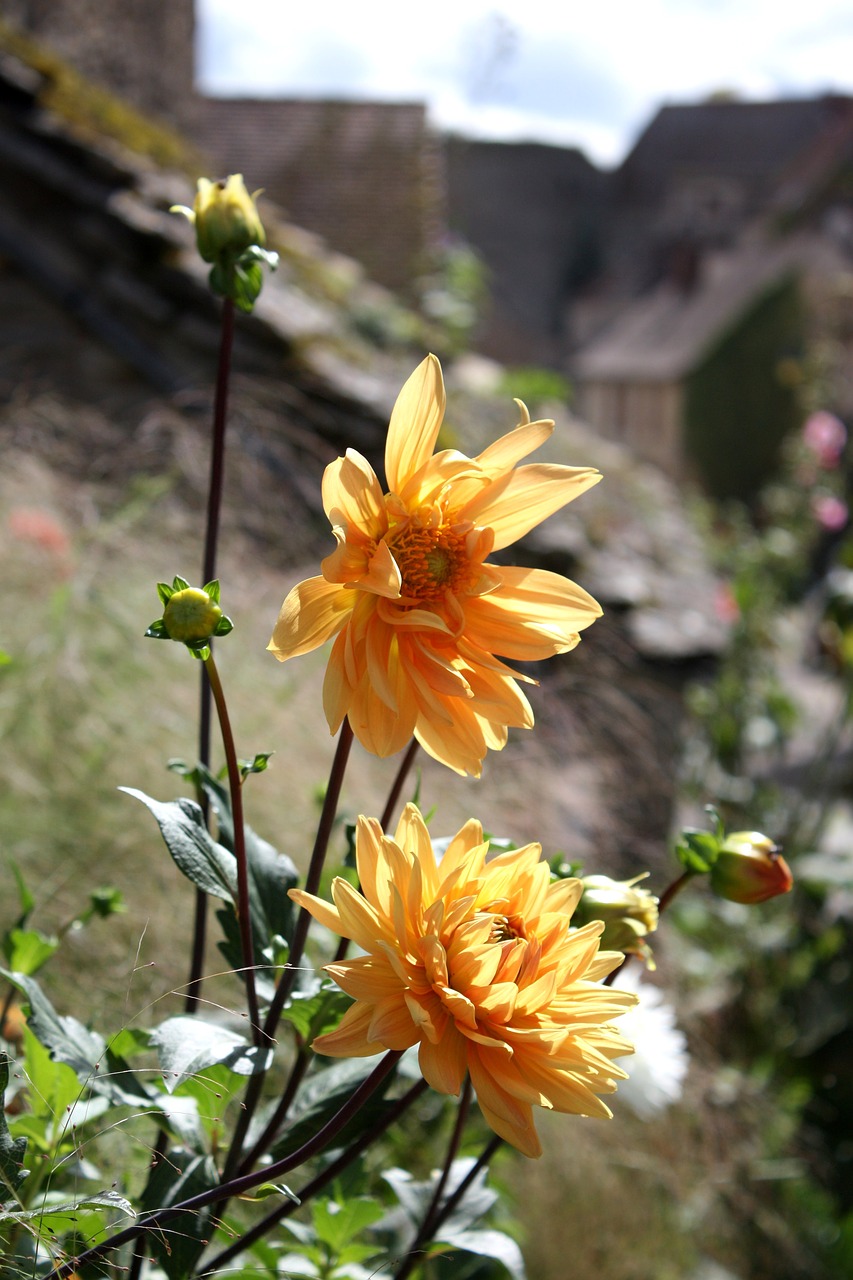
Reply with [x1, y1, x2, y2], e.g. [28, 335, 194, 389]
[710, 831, 793, 904]
[193, 175, 265, 262]
[146, 577, 233, 658]
[573, 874, 659, 959]
[162, 587, 222, 643]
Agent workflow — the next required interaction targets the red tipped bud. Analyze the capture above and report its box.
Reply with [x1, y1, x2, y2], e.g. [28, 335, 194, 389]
[710, 831, 793, 904]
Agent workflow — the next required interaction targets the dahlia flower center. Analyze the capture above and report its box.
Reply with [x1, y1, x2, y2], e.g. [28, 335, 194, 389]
[488, 912, 527, 943]
[387, 520, 474, 602]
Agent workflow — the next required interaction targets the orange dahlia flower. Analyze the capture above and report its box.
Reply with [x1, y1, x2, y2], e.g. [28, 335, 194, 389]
[290, 804, 636, 1157]
[268, 355, 602, 776]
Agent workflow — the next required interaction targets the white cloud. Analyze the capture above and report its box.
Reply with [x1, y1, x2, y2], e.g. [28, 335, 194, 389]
[196, 0, 853, 165]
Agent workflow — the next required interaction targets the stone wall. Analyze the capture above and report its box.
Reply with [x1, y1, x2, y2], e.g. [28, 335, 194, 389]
[4, 0, 198, 132]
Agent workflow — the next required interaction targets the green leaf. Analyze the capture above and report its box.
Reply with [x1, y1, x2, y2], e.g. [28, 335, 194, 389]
[8, 861, 34, 922]
[0, 970, 152, 1107]
[312, 1196, 383, 1253]
[0, 1187, 134, 1225]
[674, 828, 721, 875]
[121, 789, 236, 902]
[0, 1053, 29, 1200]
[157, 581, 175, 605]
[231, 259, 263, 312]
[3, 927, 59, 976]
[240, 752, 274, 779]
[150, 1016, 274, 1093]
[279, 984, 352, 1044]
[203, 579, 221, 604]
[145, 619, 170, 639]
[140, 1148, 219, 1280]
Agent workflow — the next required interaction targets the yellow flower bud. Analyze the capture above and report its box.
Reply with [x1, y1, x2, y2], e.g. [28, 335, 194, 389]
[710, 832, 793, 904]
[573, 874, 659, 957]
[192, 175, 265, 264]
[162, 587, 222, 644]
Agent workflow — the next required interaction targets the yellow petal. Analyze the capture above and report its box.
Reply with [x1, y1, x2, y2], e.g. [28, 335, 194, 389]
[474, 417, 554, 475]
[385, 355, 445, 494]
[312, 1001, 380, 1058]
[460, 464, 602, 551]
[322, 449, 386, 537]
[267, 577, 352, 661]
[418, 1026, 468, 1095]
[462, 567, 602, 659]
[289, 887, 345, 936]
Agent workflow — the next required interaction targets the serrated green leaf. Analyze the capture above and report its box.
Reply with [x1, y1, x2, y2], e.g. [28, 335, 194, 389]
[0, 1053, 28, 1199]
[150, 1016, 273, 1093]
[121, 789, 236, 902]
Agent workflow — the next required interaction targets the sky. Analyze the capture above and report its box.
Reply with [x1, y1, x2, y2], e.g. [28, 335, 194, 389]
[197, 0, 853, 168]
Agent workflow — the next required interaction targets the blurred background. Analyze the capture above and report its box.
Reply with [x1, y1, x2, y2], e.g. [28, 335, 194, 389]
[4, 3, 853, 1277]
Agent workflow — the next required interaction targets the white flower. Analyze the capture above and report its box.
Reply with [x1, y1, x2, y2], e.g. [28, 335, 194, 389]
[613, 967, 689, 1118]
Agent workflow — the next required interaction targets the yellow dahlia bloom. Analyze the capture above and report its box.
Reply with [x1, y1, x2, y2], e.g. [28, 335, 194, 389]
[290, 804, 636, 1158]
[268, 355, 602, 776]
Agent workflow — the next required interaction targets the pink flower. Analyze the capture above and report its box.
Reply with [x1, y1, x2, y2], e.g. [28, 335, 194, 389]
[812, 495, 849, 532]
[803, 412, 847, 469]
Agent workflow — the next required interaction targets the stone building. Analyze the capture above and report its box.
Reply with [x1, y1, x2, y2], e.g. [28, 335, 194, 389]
[2, 0, 198, 133]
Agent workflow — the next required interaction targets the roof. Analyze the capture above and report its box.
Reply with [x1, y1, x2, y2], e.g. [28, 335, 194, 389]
[571, 234, 843, 382]
[617, 96, 853, 202]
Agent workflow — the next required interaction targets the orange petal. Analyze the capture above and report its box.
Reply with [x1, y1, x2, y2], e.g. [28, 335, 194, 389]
[462, 567, 602, 659]
[267, 577, 352, 660]
[460, 464, 602, 551]
[322, 449, 386, 537]
[385, 355, 445, 494]
[312, 1001, 381, 1058]
[418, 1026, 468, 1095]
[474, 417, 554, 474]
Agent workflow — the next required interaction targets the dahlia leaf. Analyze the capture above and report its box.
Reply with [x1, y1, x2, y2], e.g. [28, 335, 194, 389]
[120, 789, 237, 902]
[150, 1016, 274, 1093]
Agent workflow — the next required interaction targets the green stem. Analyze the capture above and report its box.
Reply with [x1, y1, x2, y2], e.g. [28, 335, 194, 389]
[44, 1051, 403, 1280]
[186, 296, 235, 1015]
[203, 652, 263, 1045]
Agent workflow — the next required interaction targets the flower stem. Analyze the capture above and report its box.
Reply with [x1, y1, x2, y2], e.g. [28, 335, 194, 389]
[392, 1132, 504, 1280]
[264, 719, 354, 1037]
[186, 296, 235, 1015]
[223, 720, 355, 1176]
[406, 1078, 472, 1258]
[201, 1078, 430, 1277]
[381, 737, 420, 831]
[45, 1051, 403, 1280]
[203, 651, 263, 1045]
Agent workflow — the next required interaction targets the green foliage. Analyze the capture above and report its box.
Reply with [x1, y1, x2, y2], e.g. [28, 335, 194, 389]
[497, 367, 571, 413]
[684, 275, 805, 499]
